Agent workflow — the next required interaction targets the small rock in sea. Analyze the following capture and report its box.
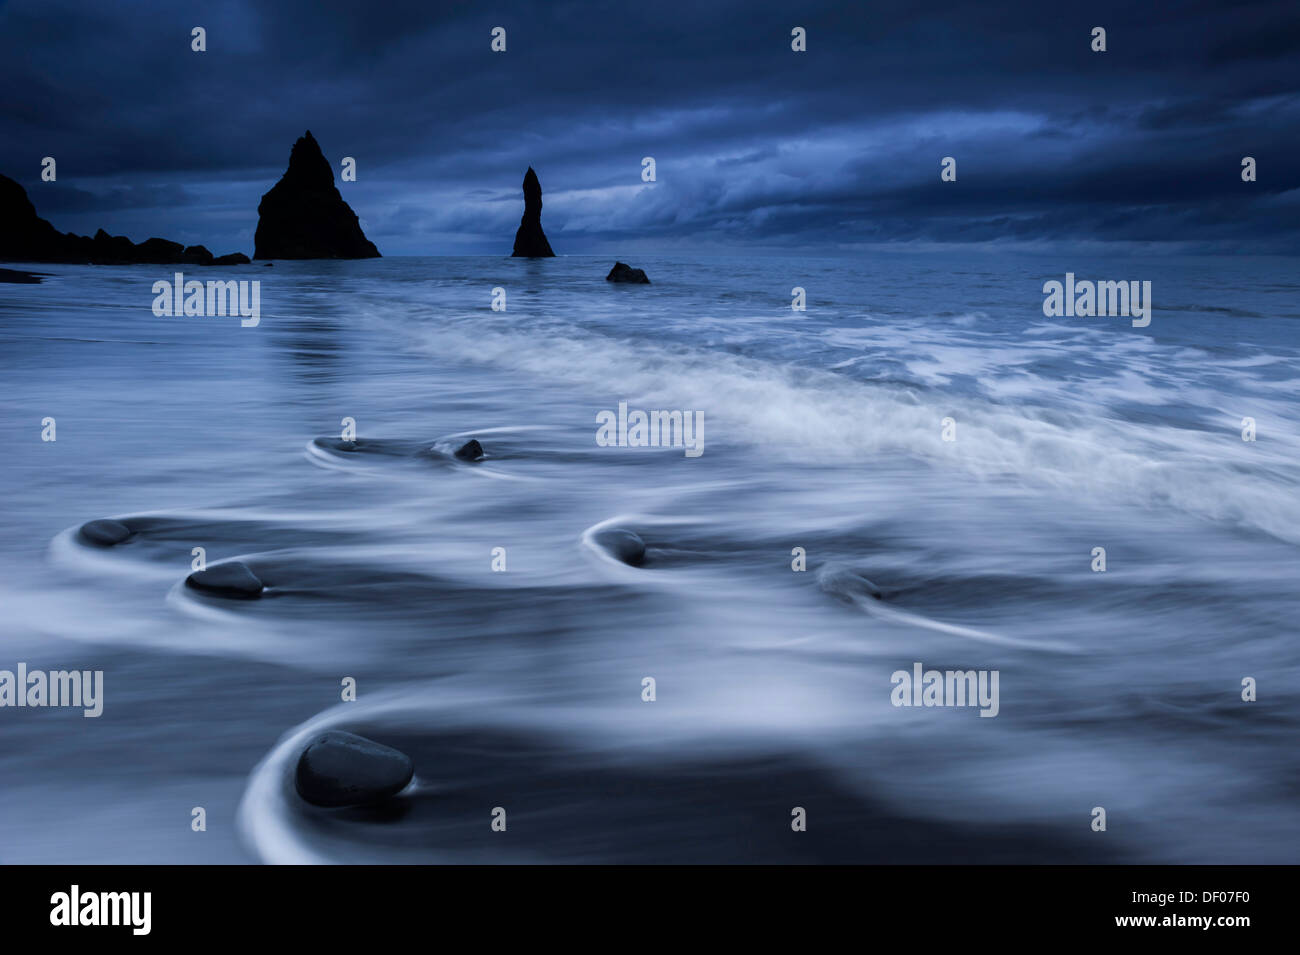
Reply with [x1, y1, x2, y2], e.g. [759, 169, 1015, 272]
[606, 262, 650, 284]
[454, 439, 484, 461]
[594, 528, 647, 566]
[263, 262, 274, 267]
[817, 564, 883, 601]
[79, 518, 132, 547]
[295, 730, 415, 808]
[209, 252, 252, 266]
[185, 561, 264, 599]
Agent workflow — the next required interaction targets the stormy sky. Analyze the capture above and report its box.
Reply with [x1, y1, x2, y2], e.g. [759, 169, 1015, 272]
[1, 0, 1297, 256]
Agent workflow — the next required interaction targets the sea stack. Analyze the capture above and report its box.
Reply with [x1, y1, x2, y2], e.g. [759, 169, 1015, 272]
[511, 167, 555, 257]
[254, 131, 380, 260]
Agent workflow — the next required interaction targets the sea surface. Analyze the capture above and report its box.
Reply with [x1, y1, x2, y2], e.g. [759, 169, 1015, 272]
[1, 252, 1297, 863]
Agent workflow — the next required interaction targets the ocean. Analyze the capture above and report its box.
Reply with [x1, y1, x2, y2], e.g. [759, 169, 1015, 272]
[1, 252, 1297, 863]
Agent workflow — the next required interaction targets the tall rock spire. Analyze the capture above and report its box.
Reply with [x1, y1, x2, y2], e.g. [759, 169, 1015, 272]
[254, 131, 380, 260]
[511, 167, 555, 257]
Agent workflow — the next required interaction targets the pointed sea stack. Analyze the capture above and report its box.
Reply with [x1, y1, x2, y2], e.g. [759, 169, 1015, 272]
[254, 131, 380, 260]
[511, 167, 555, 257]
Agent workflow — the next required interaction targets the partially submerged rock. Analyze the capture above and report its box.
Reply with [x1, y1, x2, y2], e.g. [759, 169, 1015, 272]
[606, 262, 649, 284]
[79, 518, 132, 547]
[185, 561, 264, 599]
[593, 528, 647, 566]
[295, 730, 415, 808]
[453, 439, 484, 462]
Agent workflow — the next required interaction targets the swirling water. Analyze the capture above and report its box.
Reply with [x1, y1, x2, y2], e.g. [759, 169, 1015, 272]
[1, 253, 1297, 863]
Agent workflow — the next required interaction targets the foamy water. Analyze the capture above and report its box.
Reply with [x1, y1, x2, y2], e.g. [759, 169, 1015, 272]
[1, 253, 1297, 863]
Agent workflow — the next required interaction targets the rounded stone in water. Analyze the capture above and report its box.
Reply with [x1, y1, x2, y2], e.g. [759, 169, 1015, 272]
[454, 439, 484, 461]
[185, 561, 264, 599]
[79, 519, 132, 547]
[594, 528, 647, 566]
[295, 731, 415, 808]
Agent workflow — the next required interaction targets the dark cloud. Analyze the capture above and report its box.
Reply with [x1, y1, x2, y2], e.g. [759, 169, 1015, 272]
[31, 182, 198, 215]
[0, 0, 1296, 254]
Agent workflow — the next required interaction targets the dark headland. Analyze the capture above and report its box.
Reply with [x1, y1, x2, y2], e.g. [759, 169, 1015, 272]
[0, 172, 249, 266]
[254, 130, 380, 260]
[512, 167, 555, 257]
[0, 130, 380, 266]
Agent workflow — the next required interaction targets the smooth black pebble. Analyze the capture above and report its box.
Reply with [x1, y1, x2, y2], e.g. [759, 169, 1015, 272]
[594, 528, 647, 567]
[80, 519, 132, 547]
[185, 561, 264, 599]
[295, 731, 415, 808]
